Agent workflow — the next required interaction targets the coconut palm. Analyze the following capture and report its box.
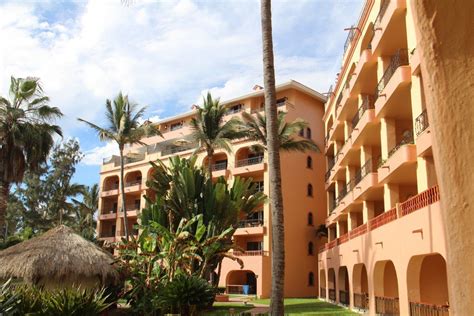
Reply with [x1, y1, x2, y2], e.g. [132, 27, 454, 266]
[72, 184, 99, 241]
[260, 0, 285, 312]
[241, 111, 320, 153]
[0, 77, 63, 233]
[190, 92, 245, 178]
[78, 92, 160, 240]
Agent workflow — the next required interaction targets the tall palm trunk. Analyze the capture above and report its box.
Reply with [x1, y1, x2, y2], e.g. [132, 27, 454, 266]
[261, 0, 285, 313]
[0, 181, 10, 238]
[207, 149, 214, 179]
[119, 148, 129, 240]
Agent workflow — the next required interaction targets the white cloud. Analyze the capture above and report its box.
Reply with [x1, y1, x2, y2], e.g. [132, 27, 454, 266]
[82, 141, 118, 166]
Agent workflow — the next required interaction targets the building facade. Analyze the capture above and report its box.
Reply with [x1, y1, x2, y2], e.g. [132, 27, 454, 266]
[97, 80, 327, 298]
[319, 1, 449, 315]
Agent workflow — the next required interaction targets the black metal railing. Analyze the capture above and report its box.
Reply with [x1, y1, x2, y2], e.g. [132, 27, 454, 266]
[376, 296, 400, 315]
[325, 169, 332, 183]
[415, 109, 429, 136]
[343, 25, 356, 55]
[236, 155, 264, 167]
[387, 130, 415, 158]
[320, 288, 326, 299]
[328, 289, 336, 301]
[409, 302, 450, 316]
[339, 290, 350, 306]
[375, 0, 390, 29]
[211, 161, 227, 171]
[354, 158, 376, 185]
[336, 92, 343, 106]
[352, 94, 375, 128]
[354, 293, 369, 311]
[375, 49, 409, 98]
[336, 185, 348, 205]
[329, 198, 337, 213]
[328, 156, 335, 170]
[237, 218, 264, 228]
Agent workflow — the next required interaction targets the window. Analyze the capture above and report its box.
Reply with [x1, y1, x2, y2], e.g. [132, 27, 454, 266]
[307, 156, 313, 169]
[308, 242, 314, 255]
[307, 213, 313, 226]
[253, 181, 264, 192]
[247, 241, 262, 251]
[276, 97, 287, 107]
[134, 199, 141, 210]
[226, 104, 243, 115]
[170, 121, 184, 131]
[307, 184, 313, 197]
[306, 127, 312, 139]
[299, 129, 304, 137]
[308, 272, 314, 286]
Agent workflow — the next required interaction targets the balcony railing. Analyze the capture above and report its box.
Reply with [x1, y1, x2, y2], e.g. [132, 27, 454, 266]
[236, 155, 264, 167]
[99, 231, 116, 238]
[354, 158, 377, 186]
[336, 92, 343, 107]
[125, 180, 141, 187]
[375, 49, 409, 98]
[338, 233, 349, 245]
[232, 250, 269, 256]
[409, 302, 449, 316]
[162, 144, 196, 156]
[352, 94, 375, 128]
[354, 293, 369, 311]
[328, 289, 336, 301]
[321, 186, 441, 253]
[400, 185, 440, 217]
[343, 25, 356, 55]
[237, 219, 264, 228]
[376, 296, 400, 315]
[320, 288, 326, 299]
[339, 290, 350, 306]
[103, 183, 119, 191]
[415, 109, 429, 136]
[374, 0, 390, 29]
[387, 130, 414, 159]
[211, 161, 227, 171]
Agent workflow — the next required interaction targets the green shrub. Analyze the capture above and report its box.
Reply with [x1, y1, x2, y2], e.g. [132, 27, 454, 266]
[158, 274, 216, 316]
[0, 279, 21, 314]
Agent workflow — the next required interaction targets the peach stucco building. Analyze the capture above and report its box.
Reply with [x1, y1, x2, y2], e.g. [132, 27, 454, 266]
[97, 80, 327, 298]
[319, 0, 449, 315]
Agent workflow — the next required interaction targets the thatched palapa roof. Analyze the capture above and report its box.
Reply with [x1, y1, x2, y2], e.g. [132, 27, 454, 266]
[0, 225, 119, 286]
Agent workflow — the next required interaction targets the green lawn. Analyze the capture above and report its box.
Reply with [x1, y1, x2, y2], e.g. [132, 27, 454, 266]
[202, 298, 357, 315]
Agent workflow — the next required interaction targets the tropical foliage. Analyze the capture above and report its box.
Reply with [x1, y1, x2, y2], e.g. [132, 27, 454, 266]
[78, 92, 161, 240]
[0, 76, 63, 234]
[190, 92, 245, 177]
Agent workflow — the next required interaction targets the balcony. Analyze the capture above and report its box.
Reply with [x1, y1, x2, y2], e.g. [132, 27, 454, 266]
[233, 156, 265, 175]
[378, 132, 416, 183]
[101, 186, 119, 197]
[210, 161, 229, 178]
[371, 0, 407, 54]
[375, 49, 411, 118]
[415, 110, 432, 156]
[161, 143, 196, 157]
[349, 49, 377, 95]
[351, 96, 378, 147]
[409, 302, 449, 316]
[235, 219, 265, 236]
[352, 158, 380, 201]
[98, 231, 116, 243]
[232, 250, 269, 256]
[124, 181, 142, 193]
[99, 211, 117, 220]
[118, 208, 139, 217]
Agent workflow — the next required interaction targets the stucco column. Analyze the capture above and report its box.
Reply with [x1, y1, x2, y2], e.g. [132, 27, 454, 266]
[328, 225, 336, 241]
[384, 183, 399, 211]
[376, 56, 387, 82]
[344, 121, 352, 141]
[410, 74, 424, 126]
[405, 0, 418, 54]
[413, 3, 474, 313]
[416, 157, 429, 192]
[335, 180, 343, 201]
[362, 201, 375, 224]
[336, 221, 342, 238]
[360, 145, 373, 166]
[380, 118, 396, 160]
[346, 166, 356, 185]
[347, 211, 358, 231]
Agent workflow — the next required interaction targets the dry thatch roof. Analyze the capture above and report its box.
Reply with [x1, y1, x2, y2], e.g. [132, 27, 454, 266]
[0, 225, 119, 286]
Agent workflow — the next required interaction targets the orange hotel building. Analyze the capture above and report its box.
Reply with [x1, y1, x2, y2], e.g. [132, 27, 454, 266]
[318, 0, 449, 315]
[97, 80, 328, 298]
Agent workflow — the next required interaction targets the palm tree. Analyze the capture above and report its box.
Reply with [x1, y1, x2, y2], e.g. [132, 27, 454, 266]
[260, 0, 284, 313]
[241, 111, 320, 153]
[190, 92, 245, 178]
[0, 76, 63, 233]
[78, 92, 160, 240]
[72, 184, 99, 240]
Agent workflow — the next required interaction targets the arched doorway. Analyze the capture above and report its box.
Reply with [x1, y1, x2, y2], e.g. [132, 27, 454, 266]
[226, 270, 257, 295]
[319, 270, 326, 299]
[374, 260, 400, 315]
[353, 263, 369, 311]
[407, 253, 449, 315]
[328, 268, 336, 302]
[338, 266, 349, 306]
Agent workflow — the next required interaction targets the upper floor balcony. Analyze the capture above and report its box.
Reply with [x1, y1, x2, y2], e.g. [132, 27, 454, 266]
[351, 95, 378, 148]
[235, 218, 266, 236]
[99, 211, 117, 221]
[352, 158, 380, 201]
[414, 110, 432, 156]
[370, 0, 407, 55]
[378, 131, 416, 183]
[233, 152, 265, 176]
[375, 49, 411, 118]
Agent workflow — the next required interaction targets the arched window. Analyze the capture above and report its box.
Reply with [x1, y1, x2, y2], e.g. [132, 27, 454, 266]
[307, 184, 313, 197]
[306, 127, 312, 139]
[308, 242, 314, 255]
[308, 272, 314, 286]
[306, 156, 312, 169]
[299, 129, 304, 137]
[307, 213, 313, 226]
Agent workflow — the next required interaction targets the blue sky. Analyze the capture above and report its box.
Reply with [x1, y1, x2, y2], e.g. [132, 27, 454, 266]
[0, 0, 363, 187]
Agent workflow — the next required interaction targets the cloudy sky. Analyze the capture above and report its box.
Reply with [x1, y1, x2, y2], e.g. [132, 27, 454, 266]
[0, 0, 362, 187]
